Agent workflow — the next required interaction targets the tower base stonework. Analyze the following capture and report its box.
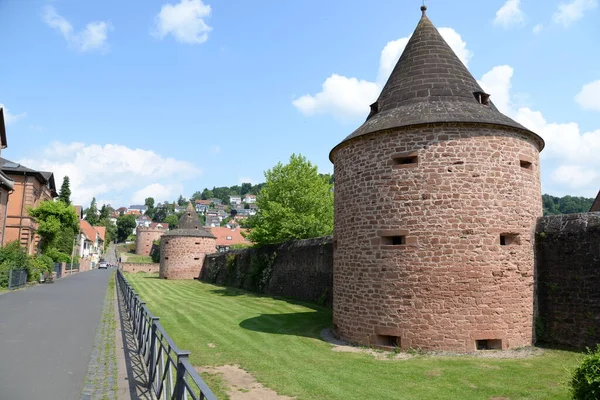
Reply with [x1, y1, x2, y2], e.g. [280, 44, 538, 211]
[160, 235, 216, 279]
[159, 202, 216, 280]
[329, 7, 544, 352]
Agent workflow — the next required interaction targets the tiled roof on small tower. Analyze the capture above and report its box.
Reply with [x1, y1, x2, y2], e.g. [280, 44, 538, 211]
[331, 6, 544, 157]
[163, 202, 215, 238]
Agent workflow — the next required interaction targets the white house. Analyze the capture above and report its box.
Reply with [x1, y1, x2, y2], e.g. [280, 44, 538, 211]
[229, 195, 242, 205]
[243, 194, 256, 204]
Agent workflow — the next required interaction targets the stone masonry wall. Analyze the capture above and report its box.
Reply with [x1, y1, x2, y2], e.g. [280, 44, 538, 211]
[120, 262, 160, 274]
[160, 236, 216, 279]
[535, 213, 600, 349]
[136, 228, 165, 256]
[332, 123, 542, 351]
[200, 236, 333, 306]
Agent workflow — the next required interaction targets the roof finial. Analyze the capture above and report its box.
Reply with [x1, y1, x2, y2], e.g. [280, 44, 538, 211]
[421, 0, 427, 16]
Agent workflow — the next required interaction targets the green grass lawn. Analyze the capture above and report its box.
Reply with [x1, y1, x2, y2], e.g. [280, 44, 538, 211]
[125, 272, 581, 400]
[124, 255, 153, 264]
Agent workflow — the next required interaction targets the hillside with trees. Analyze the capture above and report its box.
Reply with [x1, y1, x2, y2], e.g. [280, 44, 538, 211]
[542, 194, 595, 215]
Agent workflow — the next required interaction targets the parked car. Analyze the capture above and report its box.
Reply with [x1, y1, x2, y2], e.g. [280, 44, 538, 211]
[98, 262, 108, 269]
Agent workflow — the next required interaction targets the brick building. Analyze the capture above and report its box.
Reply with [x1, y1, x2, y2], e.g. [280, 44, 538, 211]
[0, 156, 57, 254]
[0, 109, 15, 246]
[330, 7, 545, 352]
[160, 202, 216, 279]
[135, 222, 169, 256]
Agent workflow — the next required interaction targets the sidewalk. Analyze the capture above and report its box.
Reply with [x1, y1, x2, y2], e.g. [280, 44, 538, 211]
[80, 270, 155, 399]
[114, 277, 155, 399]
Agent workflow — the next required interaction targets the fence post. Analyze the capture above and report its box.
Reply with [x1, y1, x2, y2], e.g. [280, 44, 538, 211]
[8, 269, 12, 290]
[148, 317, 160, 389]
[137, 302, 146, 351]
[174, 351, 191, 400]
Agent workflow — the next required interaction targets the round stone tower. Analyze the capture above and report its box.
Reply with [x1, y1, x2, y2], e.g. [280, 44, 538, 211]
[160, 202, 216, 280]
[136, 225, 167, 256]
[330, 7, 545, 352]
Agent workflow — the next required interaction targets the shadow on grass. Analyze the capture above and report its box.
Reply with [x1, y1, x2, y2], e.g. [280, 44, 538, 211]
[240, 310, 331, 338]
[239, 311, 332, 340]
[209, 287, 246, 297]
[207, 285, 327, 311]
[534, 342, 586, 353]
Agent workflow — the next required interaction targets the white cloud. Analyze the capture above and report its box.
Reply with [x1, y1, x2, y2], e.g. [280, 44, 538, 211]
[42, 6, 112, 53]
[18, 142, 201, 207]
[131, 183, 184, 204]
[154, 0, 212, 44]
[551, 165, 598, 189]
[533, 24, 544, 34]
[292, 75, 380, 120]
[553, 0, 598, 27]
[478, 65, 514, 115]
[494, 0, 526, 28]
[575, 80, 600, 111]
[0, 104, 26, 125]
[475, 67, 600, 196]
[293, 28, 471, 120]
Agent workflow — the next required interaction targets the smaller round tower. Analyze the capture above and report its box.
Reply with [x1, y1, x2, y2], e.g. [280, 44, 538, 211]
[136, 224, 168, 256]
[159, 202, 216, 279]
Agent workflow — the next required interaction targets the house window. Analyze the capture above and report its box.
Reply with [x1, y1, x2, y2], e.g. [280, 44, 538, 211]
[520, 160, 533, 170]
[391, 152, 418, 168]
[367, 101, 379, 120]
[381, 236, 406, 245]
[226, 236, 232, 240]
[476, 339, 502, 350]
[474, 91, 490, 106]
[500, 233, 519, 246]
[375, 335, 400, 348]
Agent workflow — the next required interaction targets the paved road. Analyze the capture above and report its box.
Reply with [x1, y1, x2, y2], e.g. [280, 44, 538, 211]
[0, 269, 113, 400]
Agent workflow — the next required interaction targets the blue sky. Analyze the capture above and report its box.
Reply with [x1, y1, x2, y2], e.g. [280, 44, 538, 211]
[0, 0, 599, 207]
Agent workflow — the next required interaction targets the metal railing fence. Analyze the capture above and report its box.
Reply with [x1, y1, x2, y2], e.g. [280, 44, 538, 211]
[116, 270, 217, 400]
[53, 263, 62, 279]
[8, 268, 27, 290]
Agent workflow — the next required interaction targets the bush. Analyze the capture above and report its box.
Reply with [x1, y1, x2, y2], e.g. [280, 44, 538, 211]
[28, 255, 53, 281]
[571, 344, 600, 400]
[44, 247, 72, 263]
[0, 242, 56, 285]
[0, 241, 30, 287]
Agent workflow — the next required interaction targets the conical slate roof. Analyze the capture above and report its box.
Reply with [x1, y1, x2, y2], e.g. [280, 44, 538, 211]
[164, 202, 215, 238]
[331, 7, 544, 158]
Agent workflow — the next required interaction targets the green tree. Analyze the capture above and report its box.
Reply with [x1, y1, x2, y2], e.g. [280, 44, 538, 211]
[246, 154, 333, 245]
[98, 217, 117, 248]
[145, 197, 155, 210]
[99, 204, 111, 220]
[240, 182, 252, 196]
[542, 194, 594, 215]
[201, 188, 213, 200]
[177, 195, 187, 206]
[153, 207, 167, 222]
[116, 215, 137, 242]
[28, 200, 79, 253]
[58, 176, 72, 205]
[191, 191, 203, 201]
[144, 197, 156, 218]
[85, 197, 99, 226]
[164, 214, 179, 228]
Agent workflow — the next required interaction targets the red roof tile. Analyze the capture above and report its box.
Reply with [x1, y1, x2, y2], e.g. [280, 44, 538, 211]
[94, 226, 106, 242]
[207, 227, 250, 247]
[80, 220, 97, 241]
